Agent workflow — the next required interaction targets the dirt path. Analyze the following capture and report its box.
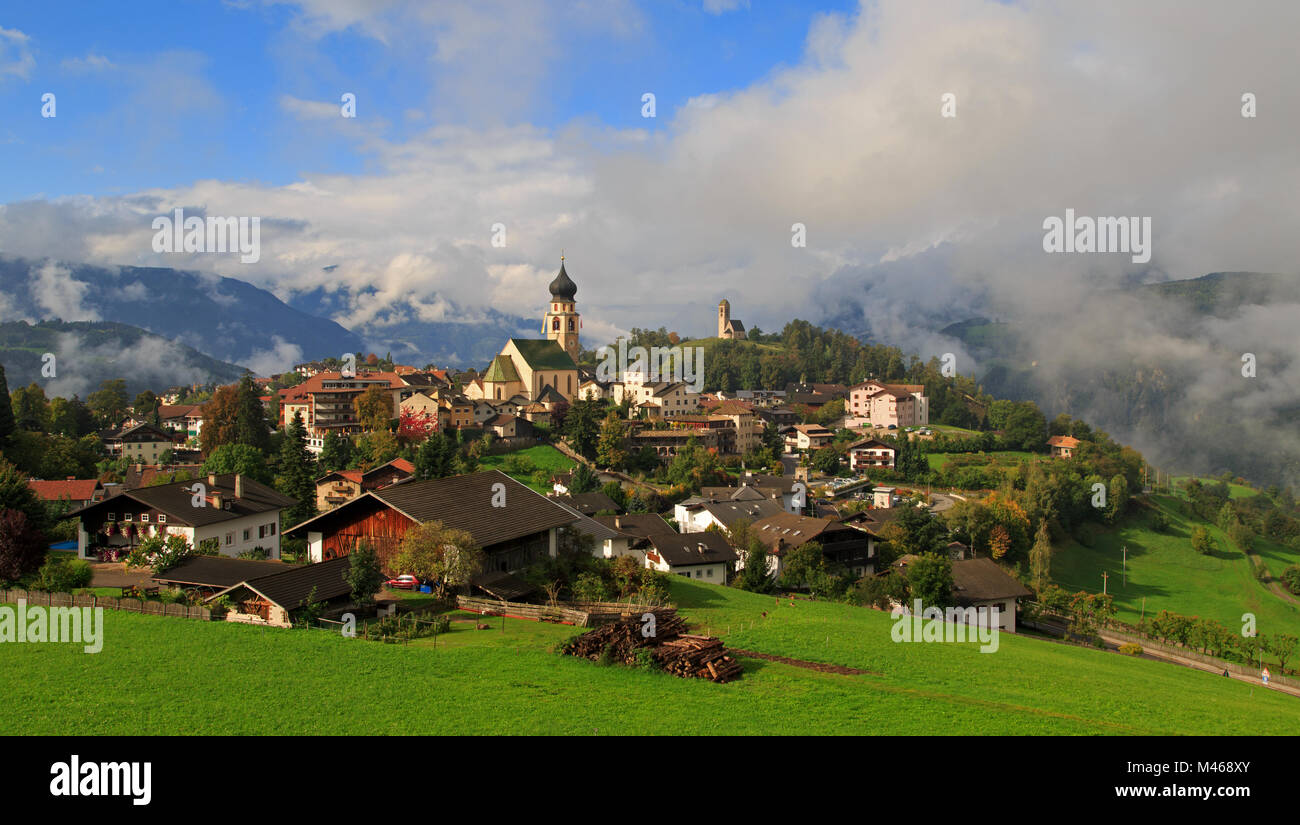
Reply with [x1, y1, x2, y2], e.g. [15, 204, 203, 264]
[731, 649, 879, 676]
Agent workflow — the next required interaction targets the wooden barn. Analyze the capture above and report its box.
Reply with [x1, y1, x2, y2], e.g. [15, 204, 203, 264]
[284, 470, 579, 575]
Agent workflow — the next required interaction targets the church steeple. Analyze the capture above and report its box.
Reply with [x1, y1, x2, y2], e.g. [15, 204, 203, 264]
[543, 256, 580, 361]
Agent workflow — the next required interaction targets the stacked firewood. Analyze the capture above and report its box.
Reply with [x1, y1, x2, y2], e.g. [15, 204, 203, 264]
[560, 615, 743, 683]
[651, 634, 744, 683]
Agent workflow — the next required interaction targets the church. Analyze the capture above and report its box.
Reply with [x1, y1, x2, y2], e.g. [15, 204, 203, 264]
[470, 258, 582, 404]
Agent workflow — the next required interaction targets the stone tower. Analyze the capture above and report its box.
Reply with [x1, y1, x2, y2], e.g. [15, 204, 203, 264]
[718, 299, 730, 339]
[543, 257, 580, 361]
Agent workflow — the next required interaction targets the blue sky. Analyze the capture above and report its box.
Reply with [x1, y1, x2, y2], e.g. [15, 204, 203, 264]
[0, 0, 857, 202]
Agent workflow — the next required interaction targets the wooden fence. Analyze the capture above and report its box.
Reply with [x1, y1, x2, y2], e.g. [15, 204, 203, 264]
[456, 596, 676, 627]
[1, 589, 215, 621]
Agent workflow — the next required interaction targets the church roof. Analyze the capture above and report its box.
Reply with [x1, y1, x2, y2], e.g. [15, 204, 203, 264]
[548, 260, 577, 300]
[483, 355, 520, 384]
[509, 338, 578, 371]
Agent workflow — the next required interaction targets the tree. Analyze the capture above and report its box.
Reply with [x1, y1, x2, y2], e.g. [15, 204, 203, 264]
[595, 413, 628, 470]
[1267, 633, 1298, 672]
[133, 390, 160, 419]
[906, 554, 954, 609]
[1029, 520, 1052, 593]
[810, 445, 842, 475]
[200, 384, 242, 455]
[1190, 525, 1215, 556]
[988, 524, 1011, 560]
[1106, 474, 1129, 524]
[779, 541, 825, 592]
[414, 431, 454, 480]
[0, 364, 15, 446]
[354, 385, 392, 432]
[234, 375, 271, 452]
[397, 407, 437, 443]
[393, 521, 484, 598]
[202, 443, 272, 484]
[0, 457, 49, 534]
[0, 509, 46, 583]
[346, 542, 385, 605]
[880, 506, 948, 557]
[567, 462, 599, 494]
[276, 411, 317, 525]
[562, 399, 604, 459]
[87, 379, 129, 426]
[11, 383, 48, 432]
[319, 430, 355, 473]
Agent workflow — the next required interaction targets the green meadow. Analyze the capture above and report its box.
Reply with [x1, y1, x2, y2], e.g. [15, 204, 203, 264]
[2, 578, 1297, 735]
[1051, 495, 1300, 641]
[478, 445, 576, 492]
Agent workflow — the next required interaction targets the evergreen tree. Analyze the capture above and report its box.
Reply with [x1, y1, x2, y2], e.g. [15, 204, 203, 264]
[319, 430, 354, 473]
[1029, 520, 1052, 593]
[0, 364, 14, 447]
[414, 431, 453, 480]
[234, 375, 271, 452]
[276, 412, 317, 525]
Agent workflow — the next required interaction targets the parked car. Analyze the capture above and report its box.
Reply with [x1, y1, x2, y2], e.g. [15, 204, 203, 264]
[384, 574, 421, 590]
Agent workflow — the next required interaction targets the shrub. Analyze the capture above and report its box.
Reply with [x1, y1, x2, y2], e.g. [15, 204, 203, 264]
[239, 546, 271, 560]
[1282, 565, 1300, 596]
[634, 648, 660, 672]
[1118, 642, 1143, 656]
[35, 557, 93, 591]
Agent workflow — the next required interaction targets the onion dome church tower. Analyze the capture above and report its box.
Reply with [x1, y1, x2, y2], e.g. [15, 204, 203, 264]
[543, 256, 581, 360]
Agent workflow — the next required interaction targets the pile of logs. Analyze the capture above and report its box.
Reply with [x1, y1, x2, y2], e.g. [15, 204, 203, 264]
[560, 614, 743, 683]
[651, 635, 744, 683]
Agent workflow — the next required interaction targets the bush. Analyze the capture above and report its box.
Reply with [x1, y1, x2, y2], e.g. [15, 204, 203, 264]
[239, 546, 271, 560]
[1118, 642, 1143, 656]
[1282, 565, 1300, 595]
[35, 557, 93, 591]
[1150, 510, 1170, 532]
[634, 648, 660, 672]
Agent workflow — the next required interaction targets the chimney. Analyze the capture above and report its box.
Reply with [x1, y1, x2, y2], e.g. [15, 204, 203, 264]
[697, 543, 706, 554]
[135, 463, 143, 473]
[234, 474, 244, 499]
[208, 473, 217, 488]
[212, 492, 223, 510]
[614, 517, 622, 529]
[66, 476, 75, 481]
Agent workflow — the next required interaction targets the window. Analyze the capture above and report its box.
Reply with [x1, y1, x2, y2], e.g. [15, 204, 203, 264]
[225, 533, 233, 545]
[141, 514, 149, 522]
[124, 513, 133, 522]
[107, 513, 116, 522]
[157, 515, 166, 524]
[243, 529, 251, 541]
[707, 568, 714, 577]
[269, 523, 276, 535]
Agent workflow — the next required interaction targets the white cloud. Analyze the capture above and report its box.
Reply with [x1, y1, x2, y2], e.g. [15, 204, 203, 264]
[0, 26, 34, 79]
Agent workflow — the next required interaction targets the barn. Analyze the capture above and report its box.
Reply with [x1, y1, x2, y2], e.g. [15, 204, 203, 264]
[284, 470, 578, 575]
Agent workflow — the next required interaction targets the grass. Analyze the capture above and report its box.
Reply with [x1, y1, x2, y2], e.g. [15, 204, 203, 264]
[1051, 495, 1300, 642]
[1170, 475, 1259, 499]
[478, 445, 576, 493]
[925, 450, 1035, 472]
[2, 577, 1298, 735]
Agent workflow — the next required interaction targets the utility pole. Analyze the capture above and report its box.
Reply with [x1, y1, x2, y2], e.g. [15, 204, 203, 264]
[1102, 570, 1109, 596]
[1122, 545, 1127, 587]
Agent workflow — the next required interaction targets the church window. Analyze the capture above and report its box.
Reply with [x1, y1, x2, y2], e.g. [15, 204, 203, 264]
[552, 318, 559, 331]
[568, 319, 574, 331]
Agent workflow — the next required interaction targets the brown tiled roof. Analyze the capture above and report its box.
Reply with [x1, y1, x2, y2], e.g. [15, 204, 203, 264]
[28, 479, 101, 502]
[648, 532, 738, 567]
[287, 470, 577, 549]
[592, 513, 676, 539]
[153, 556, 291, 588]
[951, 558, 1033, 603]
[64, 474, 295, 527]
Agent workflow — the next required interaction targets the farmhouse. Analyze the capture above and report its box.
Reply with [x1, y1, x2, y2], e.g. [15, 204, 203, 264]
[951, 558, 1033, 633]
[645, 532, 737, 581]
[152, 555, 290, 594]
[1047, 435, 1081, 458]
[749, 512, 876, 579]
[846, 438, 896, 472]
[28, 478, 104, 509]
[207, 556, 355, 627]
[285, 470, 578, 574]
[315, 458, 416, 511]
[63, 474, 295, 561]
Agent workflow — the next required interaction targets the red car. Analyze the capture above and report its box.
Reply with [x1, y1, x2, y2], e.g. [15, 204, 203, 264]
[384, 575, 421, 590]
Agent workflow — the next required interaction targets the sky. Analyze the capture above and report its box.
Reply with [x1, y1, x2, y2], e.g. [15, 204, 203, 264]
[0, 1, 1298, 485]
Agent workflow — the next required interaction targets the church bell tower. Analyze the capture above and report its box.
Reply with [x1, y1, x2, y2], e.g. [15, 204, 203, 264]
[543, 256, 580, 361]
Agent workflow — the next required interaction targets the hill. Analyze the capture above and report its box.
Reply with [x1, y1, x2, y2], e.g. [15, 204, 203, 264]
[0, 319, 247, 398]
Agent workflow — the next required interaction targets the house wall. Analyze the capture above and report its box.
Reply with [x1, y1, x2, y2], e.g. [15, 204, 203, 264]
[194, 513, 283, 559]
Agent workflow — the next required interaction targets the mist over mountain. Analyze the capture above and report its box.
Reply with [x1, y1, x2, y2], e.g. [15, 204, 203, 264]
[0, 256, 364, 374]
[825, 268, 1300, 488]
[0, 319, 248, 399]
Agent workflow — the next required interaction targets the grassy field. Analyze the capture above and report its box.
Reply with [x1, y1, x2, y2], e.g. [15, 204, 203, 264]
[1051, 495, 1300, 642]
[2, 577, 1298, 735]
[1169, 475, 1260, 499]
[925, 450, 1035, 472]
[478, 445, 576, 493]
